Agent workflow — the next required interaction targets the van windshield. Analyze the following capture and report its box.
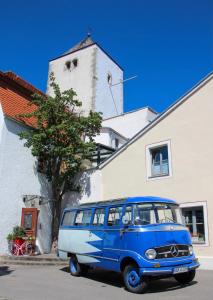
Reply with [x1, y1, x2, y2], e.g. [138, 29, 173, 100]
[134, 203, 183, 225]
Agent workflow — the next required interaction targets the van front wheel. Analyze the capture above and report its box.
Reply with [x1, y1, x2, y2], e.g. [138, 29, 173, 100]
[69, 256, 88, 277]
[123, 265, 148, 294]
[174, 270, 196, 284]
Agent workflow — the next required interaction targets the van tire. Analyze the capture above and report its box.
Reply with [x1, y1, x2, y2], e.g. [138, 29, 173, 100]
[69, 255, 88, 277]
[123, 265, 148, 294]
[174, 270, 196, 284]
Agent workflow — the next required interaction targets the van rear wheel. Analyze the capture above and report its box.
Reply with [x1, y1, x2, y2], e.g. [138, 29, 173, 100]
[174, 270, 196, 284]
[123, 265, 148, 294]
[69, 255, 88, 277]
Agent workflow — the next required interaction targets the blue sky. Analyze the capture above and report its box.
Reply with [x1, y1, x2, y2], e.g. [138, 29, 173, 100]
[0, 0, 212, 113]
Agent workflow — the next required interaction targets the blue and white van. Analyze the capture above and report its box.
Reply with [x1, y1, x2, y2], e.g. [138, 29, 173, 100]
[58, 196, 199, 293]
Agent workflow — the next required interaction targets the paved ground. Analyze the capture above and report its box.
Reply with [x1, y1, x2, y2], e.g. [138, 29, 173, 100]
[0, 265, 212, 300]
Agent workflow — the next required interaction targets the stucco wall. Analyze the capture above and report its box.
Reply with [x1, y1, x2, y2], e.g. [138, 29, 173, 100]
[63, 170, 102, 209]
[102, 108, 157, 138]
[0, 117, 52, 254]
[94, 128, 128, 148]
[0, 105, 3, 145]
[100, 76, 213, 258]
[47, 46, 96, 116]
[47, 45, 124, 120]
[95, 47, 123, 119]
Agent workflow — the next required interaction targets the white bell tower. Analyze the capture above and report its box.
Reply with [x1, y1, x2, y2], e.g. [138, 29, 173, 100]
[47, 35, 123, 119]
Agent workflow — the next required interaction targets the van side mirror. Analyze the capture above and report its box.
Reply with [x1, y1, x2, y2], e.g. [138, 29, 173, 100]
[122, 216, 131, 226]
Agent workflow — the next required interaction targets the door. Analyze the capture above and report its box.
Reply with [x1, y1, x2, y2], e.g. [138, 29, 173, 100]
[21, 208, 38, 238]
[102, 205, 123, 261]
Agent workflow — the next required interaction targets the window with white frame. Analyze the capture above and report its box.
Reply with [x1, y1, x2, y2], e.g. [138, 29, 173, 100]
[181, 206, 206, 244]
[146, 140, 172, 179]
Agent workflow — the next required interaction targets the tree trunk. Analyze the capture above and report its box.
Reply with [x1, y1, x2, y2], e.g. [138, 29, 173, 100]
[51, 189, 62, 243]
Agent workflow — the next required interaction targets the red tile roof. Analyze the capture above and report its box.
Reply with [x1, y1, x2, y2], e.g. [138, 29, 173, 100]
[0, 71, 44, 128]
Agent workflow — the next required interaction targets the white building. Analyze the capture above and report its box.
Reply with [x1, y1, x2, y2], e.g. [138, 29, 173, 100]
[0, 71, 52, 255]
[47, 35, 158, 155]
[47, 35, 123, 119]
[102, 107, 157, 139]
[0, 36, 158, 255]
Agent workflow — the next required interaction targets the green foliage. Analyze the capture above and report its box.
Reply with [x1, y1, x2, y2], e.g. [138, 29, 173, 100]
[7, 226, 26, 241]
[19, 73, 102, 195]
[18, 73, 102, 238]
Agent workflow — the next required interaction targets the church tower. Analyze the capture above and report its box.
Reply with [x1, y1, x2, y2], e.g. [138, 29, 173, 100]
[47, 35, 123, 119]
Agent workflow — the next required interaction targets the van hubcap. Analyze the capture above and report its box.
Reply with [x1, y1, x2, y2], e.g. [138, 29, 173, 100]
[128, 270, 140, 286]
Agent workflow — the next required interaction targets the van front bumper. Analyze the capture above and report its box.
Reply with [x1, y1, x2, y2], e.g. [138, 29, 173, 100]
[139, 259, 200, 276]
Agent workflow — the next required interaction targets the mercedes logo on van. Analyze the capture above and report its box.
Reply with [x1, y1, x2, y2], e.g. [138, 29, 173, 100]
[170, 245, 179, 257]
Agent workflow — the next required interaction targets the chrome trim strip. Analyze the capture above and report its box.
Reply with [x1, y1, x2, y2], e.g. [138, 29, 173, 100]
[60, 225, 188, 232]
[103, 248, 193, 264]
[143, 269, 171, 273]
[158, 250, 189, 255]
[155, 243, 190, 249]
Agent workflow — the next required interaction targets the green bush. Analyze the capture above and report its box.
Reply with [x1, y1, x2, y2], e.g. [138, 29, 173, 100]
[6, 226, 26, 241]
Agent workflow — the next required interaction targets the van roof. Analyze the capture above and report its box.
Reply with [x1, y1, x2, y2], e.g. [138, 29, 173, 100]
[64, 196, 177, 211]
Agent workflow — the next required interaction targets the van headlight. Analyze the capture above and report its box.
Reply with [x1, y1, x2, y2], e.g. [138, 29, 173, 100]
[188, 245, 193, 255]
[145, 249, 157, 260]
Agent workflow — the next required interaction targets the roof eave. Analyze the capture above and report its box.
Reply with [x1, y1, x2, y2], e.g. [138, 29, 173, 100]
[49, 42, 124, 71]
[98, 70, 213, 169]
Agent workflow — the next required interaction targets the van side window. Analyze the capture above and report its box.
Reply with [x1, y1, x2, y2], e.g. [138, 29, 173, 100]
[62, 211, 76, 226]
[124, 206, 132, 223]
[107, 206, 123, 226]
[93, 208, 105, 226]
[75, 209, 92, 226]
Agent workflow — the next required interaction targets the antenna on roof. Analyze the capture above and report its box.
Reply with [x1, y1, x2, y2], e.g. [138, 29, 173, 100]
[108, 75, 138, 115]
[111, 75, 138, 86]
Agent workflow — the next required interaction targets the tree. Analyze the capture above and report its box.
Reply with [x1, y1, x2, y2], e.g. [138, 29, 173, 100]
[19, 74, 102, 241]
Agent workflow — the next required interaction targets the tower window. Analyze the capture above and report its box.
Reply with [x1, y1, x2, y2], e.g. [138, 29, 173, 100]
[72, 58, 78, 67]
[107, 73, 112, 85]
[65, 60, 71, 70]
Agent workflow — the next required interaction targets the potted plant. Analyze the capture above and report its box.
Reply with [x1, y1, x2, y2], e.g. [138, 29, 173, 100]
[7, 226, 26, 251]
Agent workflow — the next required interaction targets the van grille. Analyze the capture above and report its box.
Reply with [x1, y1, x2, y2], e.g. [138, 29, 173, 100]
[155, 244, 190, 259]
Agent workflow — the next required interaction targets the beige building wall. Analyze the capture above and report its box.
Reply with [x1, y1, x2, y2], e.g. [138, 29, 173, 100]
[100, 74, 213, 259]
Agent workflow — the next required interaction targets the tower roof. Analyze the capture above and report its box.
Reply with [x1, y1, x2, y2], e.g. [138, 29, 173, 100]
[63, 35, 95, 55]
[50, 35, 123, 70]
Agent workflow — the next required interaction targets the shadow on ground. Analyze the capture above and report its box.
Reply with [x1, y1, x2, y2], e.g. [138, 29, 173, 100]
[60, 267, 197, 292]
[0, 266, 13, 277]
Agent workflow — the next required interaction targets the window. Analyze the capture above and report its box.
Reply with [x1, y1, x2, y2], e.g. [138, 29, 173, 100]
[23, 213, 32, 230]
[72, 58, 78, 67]
[92, 208, 105, 226]
[146, 140, 172, 179]
[151, 146, 169, 176]
[133, 203, 182, 225]
[154, 203, 182, 224]
[62, 211, 76, 226]
[182, 206, 206, 244]
[107, 206, 123, 226]
[75, 209, 92, 226]
[65, 60, 71, 70]
[134, 203, 156, 225]
[65, 59, 78, 71]
[123, 206, 132, 223]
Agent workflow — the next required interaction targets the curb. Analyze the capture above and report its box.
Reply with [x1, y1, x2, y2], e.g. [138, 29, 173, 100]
[0, 255, 68, 266]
